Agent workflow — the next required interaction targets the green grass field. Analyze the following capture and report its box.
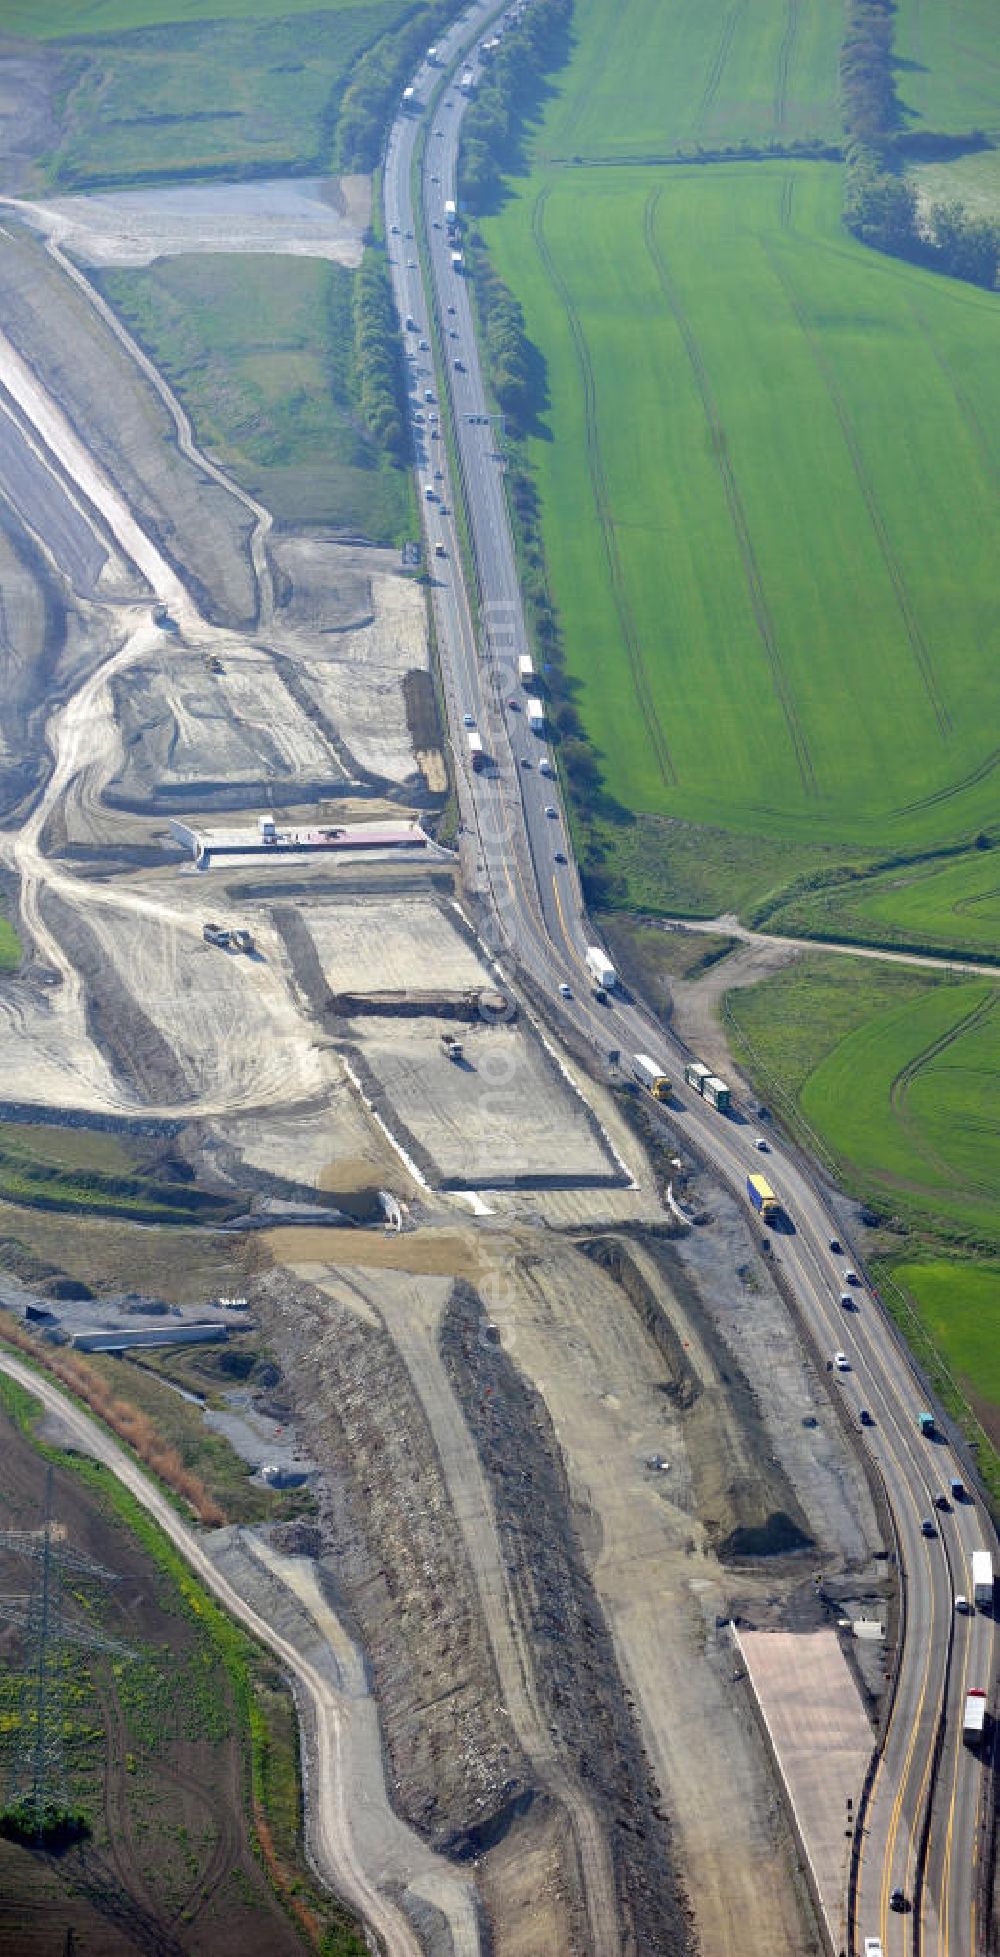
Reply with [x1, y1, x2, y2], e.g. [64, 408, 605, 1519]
[8, 0, 380, 39]
[765, 842, 1000, 958]
[98, 255, 412, 542]
[485, 162, 1000, 866]
[533, 0, 842, 160]
[725, 955, 1000, 1246]
[890, 1260, 1000, 1434]
[0, 916, 21, 972]
[894, 0, 1000, 140]
[29, 5, 396, 192]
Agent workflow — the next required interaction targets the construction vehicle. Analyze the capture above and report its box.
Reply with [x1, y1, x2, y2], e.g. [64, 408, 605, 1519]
[633, 1054, 671, 1101]
[202, 921, 230, 949]
[232, 929, 254, 955]
[440, 1032, 464, 1062]
[747, 1174, 780, 1223]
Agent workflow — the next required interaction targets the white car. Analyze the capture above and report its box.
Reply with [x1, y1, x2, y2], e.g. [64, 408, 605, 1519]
[538, 758, 553, 777]
[559, 982, 572, 998]
[754, 1136, 768, 1151]
[864, 1940, 884, 1957]
[833, 1352, 850, 1371]
[544, 805, 557, 819]
[956, 1594, 969, 1613]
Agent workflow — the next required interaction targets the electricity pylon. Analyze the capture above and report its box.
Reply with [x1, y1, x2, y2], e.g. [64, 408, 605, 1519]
[0, 1467, 133, 1837]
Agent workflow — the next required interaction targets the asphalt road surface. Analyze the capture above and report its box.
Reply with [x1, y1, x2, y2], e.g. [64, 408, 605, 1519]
[383, 13, 999, 1955]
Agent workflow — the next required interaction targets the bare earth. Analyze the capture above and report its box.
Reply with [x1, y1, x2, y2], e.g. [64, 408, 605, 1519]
[0, 193, 890, 1957]
[11, 174, 372, 268]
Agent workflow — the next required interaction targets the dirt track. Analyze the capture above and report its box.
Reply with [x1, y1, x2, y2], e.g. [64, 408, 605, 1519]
[0, 1350, 451, 1957]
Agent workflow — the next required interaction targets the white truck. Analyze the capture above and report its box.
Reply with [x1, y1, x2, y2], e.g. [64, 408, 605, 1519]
[972, 1550, 993, 1609]
[702, 1074, 731, 1113]
[444, 197, 458, 226]
[585, 946, 617, 990]
[963, 1688, 987, 1747]
[526, 697, 545, 732]
[633, 1054, 671, 1101]
[451, 250, 464, 272]
[518, 653, 535, 683]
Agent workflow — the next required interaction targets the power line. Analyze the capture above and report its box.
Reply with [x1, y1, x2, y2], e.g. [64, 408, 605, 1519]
[0, 1466, 134, 1839]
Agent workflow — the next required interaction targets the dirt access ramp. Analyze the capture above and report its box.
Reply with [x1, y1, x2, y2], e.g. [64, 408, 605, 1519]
[734, 1626, 875, 1951]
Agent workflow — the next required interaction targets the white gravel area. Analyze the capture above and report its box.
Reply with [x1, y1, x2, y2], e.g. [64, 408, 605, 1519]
[15, 175, 371, 267]
[352, 1016, 619, 1188]
[305, 894, 488, 996]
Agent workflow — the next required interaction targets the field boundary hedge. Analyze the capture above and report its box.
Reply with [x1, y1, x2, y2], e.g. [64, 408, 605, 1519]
[841, 0, 1000, 289]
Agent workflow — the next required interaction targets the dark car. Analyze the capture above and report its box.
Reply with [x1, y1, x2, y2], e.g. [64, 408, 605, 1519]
[933, 1493, 951, 1512]
[920, 1518, 936, 1538]
[890, 1890, 907, 1914]
[829, 1237, 842, 1254]
[859, 1409, 874, 1427]
[554, 850, 566, 863]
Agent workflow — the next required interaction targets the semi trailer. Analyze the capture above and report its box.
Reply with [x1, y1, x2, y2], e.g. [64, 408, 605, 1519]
[633, 1055, 671, 1101]
[963, 1688, 987, 1746]
[972, 1550, 994, 1609]
[585, 947, 617, 990]
[747, 1174, 780, 1223]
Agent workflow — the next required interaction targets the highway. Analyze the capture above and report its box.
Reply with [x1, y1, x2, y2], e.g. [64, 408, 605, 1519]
[383, 11, 998, 1957]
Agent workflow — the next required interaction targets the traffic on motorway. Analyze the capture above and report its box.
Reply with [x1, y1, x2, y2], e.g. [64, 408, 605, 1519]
[383, 11, 998, 1955]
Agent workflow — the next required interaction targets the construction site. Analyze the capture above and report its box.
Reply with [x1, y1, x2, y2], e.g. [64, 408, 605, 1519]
[0, 129, 905, 1957]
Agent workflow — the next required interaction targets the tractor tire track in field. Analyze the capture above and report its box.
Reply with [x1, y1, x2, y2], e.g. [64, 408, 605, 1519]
[778, 173, 796, 231]
[550, 0, 631, 155]
[888, 988, 997, 1192]
[643, 186, 817, 794]
[93, 1674, 181, 1948]
[773, 0, 801, 131]
[531, 186, 676, 787]
[762, 241, 953, 740]
[892, 744, 999, 820]
[908, 300, 1000, 499]
[694, 0, 747, 134]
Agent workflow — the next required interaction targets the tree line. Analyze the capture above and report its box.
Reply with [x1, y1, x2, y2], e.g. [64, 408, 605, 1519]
[459, 0, 631, 861]
[842, 0, 999, 289]
[338, 0, 461, 175]
[352, 249, 407, 458]
[460, 0, 573, 213]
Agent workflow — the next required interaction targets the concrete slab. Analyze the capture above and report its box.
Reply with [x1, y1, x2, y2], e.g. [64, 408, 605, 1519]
[734, 1627, 874, 1955]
